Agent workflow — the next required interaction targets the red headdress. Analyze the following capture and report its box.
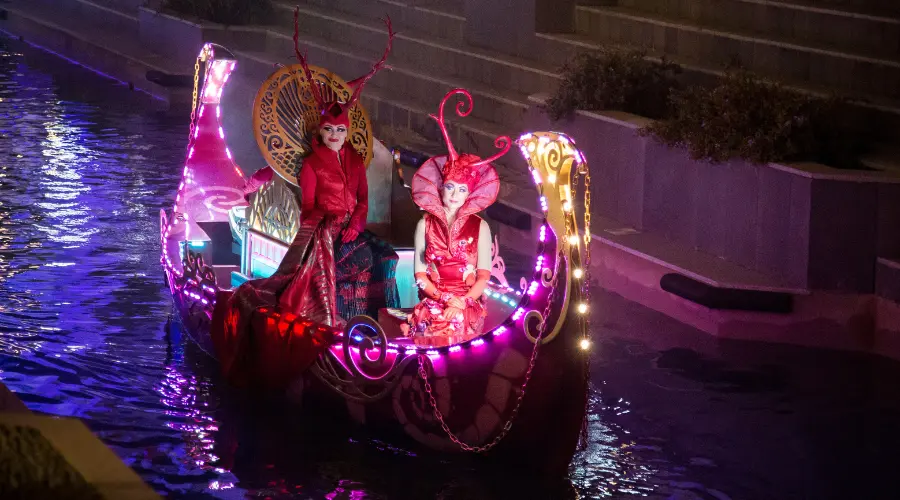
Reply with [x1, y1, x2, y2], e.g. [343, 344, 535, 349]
[411, 89, 510, 225]
[293, 8, 394, 129]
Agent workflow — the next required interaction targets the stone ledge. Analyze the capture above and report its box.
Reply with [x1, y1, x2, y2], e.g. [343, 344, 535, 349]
[0, 413, 160, 499]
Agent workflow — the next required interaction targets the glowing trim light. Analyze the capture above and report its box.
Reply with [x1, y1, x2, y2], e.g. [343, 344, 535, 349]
[539, 224, 547, 242]
[512, 308, 525, 321]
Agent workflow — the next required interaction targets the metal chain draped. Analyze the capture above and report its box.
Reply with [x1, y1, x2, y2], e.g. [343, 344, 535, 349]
[417, 247, 563, 453]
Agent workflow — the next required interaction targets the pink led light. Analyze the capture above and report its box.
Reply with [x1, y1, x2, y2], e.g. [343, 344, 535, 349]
[199, 105, 205, 118]
[225, 147, 232, 159]
[218, 127, 225, 139]
[513, 308, 525, 321]
[493, 326, 507, 336]
[540, 196, 548, 212]
[531, 169, 542, 184]
[188, 146, 194, 159]
[449, 345, 462, 353]
[535, 255, 545, 272]
[527, 281, 539, 296]
[216, 106, 221, 119]
[426, 350, 440, 359]
[539, 225, 546, 242]
[471, 339, 485, 347]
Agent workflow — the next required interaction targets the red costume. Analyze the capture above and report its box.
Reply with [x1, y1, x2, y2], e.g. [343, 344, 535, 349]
[216, 12, 398, 388]
[407, 89, 509, 346]
[297, 130, 368, 234]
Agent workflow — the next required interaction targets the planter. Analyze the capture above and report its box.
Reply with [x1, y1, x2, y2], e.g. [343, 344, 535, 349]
[138, 7, 266, 68]
[526, 94, 900, 293]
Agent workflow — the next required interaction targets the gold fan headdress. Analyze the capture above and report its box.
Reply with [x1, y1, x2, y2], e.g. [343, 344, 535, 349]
[252, 64, 374, 185]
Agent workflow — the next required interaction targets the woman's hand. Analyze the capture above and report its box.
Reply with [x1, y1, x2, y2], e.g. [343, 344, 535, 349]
[443, 307, 464, 322]
[341, 228, 359, 243]
[446, 296, 466, 310]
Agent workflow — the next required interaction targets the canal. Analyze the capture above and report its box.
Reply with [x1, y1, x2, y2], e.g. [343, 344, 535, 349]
[1, 32, 899, 500]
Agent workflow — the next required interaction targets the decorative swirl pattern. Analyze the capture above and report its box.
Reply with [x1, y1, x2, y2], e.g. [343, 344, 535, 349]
[341, 317, 390, 380]
[183, 186, 246, 215]
[253, 64, 374, 186]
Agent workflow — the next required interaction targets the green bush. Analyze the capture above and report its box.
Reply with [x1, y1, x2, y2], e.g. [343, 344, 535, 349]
[642, 70, 868, 169]
[162, 0, 273, 25]
[543, 49, 681, 121]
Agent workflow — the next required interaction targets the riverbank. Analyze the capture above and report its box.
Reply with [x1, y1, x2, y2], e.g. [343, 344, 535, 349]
[3, 0, 899, 362]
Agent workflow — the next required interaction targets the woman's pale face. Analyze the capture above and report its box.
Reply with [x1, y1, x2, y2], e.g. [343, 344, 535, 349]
[320, 123, 348, 152]
[442, 181, 469, 211]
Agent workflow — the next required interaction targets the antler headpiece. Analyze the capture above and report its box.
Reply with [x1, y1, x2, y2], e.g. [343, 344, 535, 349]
[293, 8, 394, 128]
[430, 89, 511, 188]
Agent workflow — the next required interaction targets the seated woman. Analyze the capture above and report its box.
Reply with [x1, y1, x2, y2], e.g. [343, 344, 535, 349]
[217, 23, 399, 385]
[404, 89, 509, 347]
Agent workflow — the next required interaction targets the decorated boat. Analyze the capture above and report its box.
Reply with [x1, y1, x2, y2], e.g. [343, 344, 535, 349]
[160, 42, 594, 476]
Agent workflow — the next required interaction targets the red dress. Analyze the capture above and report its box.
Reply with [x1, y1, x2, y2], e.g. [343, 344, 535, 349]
[216, 140, 399, 388]
[408, 214, 487, 345]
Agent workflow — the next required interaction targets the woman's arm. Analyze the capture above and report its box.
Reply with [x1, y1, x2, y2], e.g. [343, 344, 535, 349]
[348, 160, 369, 233]
[298, 163, 322, 225]
[413, 218, 442, 301]
[464, 220, 493, 300]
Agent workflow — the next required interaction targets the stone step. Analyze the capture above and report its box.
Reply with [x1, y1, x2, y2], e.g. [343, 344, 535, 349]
[760, 0, 900, 18]
[608, 0, 900, 59]
[273, 2, 561, 98]
[26, 0, 139, 33]
[255, 25, 531, 134]
[2, 0, 189, 104]
[534, 31, 900, 144]
[294, 0, 465, 44]
[573, 5, 900, 100]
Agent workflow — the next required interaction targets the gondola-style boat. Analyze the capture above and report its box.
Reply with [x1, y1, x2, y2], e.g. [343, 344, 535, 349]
[160, 43, 593, 476]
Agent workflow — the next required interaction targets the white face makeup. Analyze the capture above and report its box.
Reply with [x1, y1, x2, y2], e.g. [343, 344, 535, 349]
[441, 181, 470, 211]
[320, 123, 348, 152]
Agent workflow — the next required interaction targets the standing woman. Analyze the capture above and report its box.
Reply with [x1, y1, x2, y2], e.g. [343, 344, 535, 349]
[405, 89, 509, 347]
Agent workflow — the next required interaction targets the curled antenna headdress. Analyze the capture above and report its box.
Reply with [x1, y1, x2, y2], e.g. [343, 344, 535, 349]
[411, 88, 509, 223]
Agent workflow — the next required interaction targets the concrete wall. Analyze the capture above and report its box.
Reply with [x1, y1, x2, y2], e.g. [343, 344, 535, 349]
[527, 100, 900, 293]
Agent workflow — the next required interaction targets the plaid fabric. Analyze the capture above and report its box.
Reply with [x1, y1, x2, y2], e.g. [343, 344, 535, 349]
[334, 229, 400, 320]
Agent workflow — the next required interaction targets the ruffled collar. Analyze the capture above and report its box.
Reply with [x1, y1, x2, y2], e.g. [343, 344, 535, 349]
[411, 155, 499, 233]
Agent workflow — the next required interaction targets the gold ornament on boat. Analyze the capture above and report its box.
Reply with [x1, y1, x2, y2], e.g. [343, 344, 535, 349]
[516, 131, 590, 345]
[252, 64, 374, 185]
[246, 177, 300, 245]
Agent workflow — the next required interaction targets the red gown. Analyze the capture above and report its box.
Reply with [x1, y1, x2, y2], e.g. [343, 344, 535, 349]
[216, 140, 399, 388]
[408, 214, 487, 345]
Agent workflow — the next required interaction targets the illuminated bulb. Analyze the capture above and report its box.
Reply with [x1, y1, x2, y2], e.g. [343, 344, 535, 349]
[563, 202, 572, 212]
[568, 235, 579, 245]
[579, 338, 591, 350]
[548, 173, 557, 184]
[574, 268, 584, 279]
[577, 303, 588, 314]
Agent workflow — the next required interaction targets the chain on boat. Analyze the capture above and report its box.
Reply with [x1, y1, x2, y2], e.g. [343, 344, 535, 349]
[417, 137, 593, 453]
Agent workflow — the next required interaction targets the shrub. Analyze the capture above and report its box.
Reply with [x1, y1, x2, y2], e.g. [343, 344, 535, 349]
[543, 49, 681, 121]
[162, 0, 273, 25]
[642, 69, 868, 169]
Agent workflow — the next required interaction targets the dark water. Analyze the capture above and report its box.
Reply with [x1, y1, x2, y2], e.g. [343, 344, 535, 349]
[3, 33, 900, 500]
